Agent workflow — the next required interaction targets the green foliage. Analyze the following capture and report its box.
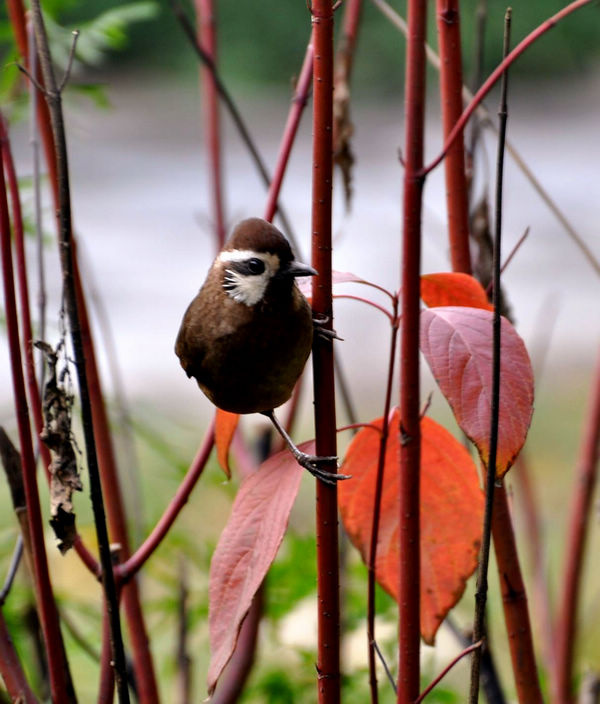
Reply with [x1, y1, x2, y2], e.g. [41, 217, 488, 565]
[44, 2, 158, 70]
[0, 1, 158, 109]
[266, 533, 316, 622]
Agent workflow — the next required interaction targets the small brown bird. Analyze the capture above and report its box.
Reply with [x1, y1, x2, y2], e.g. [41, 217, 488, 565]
[175, 217, 348, 485]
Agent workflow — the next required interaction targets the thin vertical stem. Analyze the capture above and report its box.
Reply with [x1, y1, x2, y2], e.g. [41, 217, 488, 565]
[28, 2, 130, 700]
[196, 0, 226, 248]
[435, 0, 471, 273]
[555, 349, 600, 703]
[9, 0, 158, 696]
[264, 37, 314, 224]
[491, 486, 543, 703]
[367, 309, 399, 703]
[398, 0, 427, 700]
[0, 610, 38, 704]
[311, 1, 340, 702]
[1, 135, 73, 704]
[468, 11, 511, 703]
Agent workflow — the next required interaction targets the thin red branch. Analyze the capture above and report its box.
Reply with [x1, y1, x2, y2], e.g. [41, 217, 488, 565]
[0, 609, 38, 703]
[71, 254, 160, 704]
[333, 293, 395, 322]
[435, 0, 471, 273]
[513, 452, 556, 681]
[1, 134, 72, 704]
[397, 0, 427, 699]
[367, 309, 399, 703]
[264, 38, 314, 224]
[97, 604, 116, 704]
[8, 1, 160, 696]
[195, 0, 226, 248]
[423, 0, 596, 177]
[491, 486, 543, 702]
[311, 1, 341, 701]
[415, 640, 482, 704]
[2, 103, 100, 578]
[555, 349, 600, 703]
[118, 422, 215, 581]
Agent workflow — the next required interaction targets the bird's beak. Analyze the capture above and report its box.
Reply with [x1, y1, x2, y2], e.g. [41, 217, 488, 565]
[286, 261, 318, 278]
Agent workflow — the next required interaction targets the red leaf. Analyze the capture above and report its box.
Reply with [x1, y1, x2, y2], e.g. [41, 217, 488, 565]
[207, 443, 309, 694]
[338, 412, 482, 644]
[420, 306, 534, 477]
[421, 272, 493, 311]
[215, 409, 239, 478]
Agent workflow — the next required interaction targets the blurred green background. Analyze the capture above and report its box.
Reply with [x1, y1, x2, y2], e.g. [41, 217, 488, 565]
[2, 0, 600, 93]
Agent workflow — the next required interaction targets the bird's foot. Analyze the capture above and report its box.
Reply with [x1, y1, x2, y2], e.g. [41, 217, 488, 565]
[292, 449, 351, 486]
[313, 314, 343, 342]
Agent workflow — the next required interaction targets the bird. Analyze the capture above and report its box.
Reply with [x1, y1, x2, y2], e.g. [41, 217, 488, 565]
[175, 217, 349, 485]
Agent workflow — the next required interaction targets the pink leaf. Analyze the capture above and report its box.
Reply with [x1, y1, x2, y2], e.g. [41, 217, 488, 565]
[207, 442, 310, 694]
[420, 306, 534, 477]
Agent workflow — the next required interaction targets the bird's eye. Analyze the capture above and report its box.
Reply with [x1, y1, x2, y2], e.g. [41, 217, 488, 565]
[246, 257, 265, 275]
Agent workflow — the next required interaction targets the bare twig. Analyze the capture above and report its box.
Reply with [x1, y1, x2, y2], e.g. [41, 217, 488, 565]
[555, 350, 600, 702]
[469, 12, 511, 701]
[372, 639, 397, 694]
[370, 0, 600, 276]
[176, 558, 192, 704]
[0, 537, 23, 605]
[57, 29, 80, 94]
[168, 0, 299, 250]
[485, 226, 530, 295]
[417, 641, 483, 704]
[367, 302, 399, 703]
[28, 1, 130, 700]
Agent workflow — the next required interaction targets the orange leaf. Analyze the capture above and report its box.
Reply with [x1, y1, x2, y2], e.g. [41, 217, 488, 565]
[207, 442, 309, 694]
[420, 306, 534, 477]
[215, 409, 239, 478]
[338, 412, 482, 644]
[421, 272, 493, 311]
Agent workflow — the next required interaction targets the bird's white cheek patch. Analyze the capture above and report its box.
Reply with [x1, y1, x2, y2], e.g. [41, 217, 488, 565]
[218, 250, 281, 307]
[223, 269, 269, 306]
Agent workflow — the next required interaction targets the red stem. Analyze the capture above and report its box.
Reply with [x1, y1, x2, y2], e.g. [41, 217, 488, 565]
[97, 605, 116, 704]
[491, 486, 543, 703]
[311, 2, 341, 701]
[118, 422, 215, 581]
[415, 640, 482, 704]
[9, 1, 160, 696]
[423, 0, 596, 177]
[195, 0, 226, 248]
[1, 111, 99, 576]
[435, 0, 471, 273]
[1, 134, 71, 704]
[397, 0, 427, 700]
[264, 38, 314, 224]
[71, 255, 160, 703]
[367, 306, 399, 703]
[555, 349, 600, 703]
[513, 453, 556, 681]
[1, 118, 50, 479]
[0, 609, 38, 704]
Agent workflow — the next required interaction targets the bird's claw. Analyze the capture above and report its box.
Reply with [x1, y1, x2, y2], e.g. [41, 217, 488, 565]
[293, 450, 351, 485]
[313, 315, 343, 342]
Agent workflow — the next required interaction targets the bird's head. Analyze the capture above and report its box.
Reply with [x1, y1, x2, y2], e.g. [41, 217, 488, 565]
[217, 218, 316, 307]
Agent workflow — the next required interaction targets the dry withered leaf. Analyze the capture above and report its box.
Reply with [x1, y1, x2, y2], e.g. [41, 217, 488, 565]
[333, 70, 355, 211]
[36, 341, 82, 554]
